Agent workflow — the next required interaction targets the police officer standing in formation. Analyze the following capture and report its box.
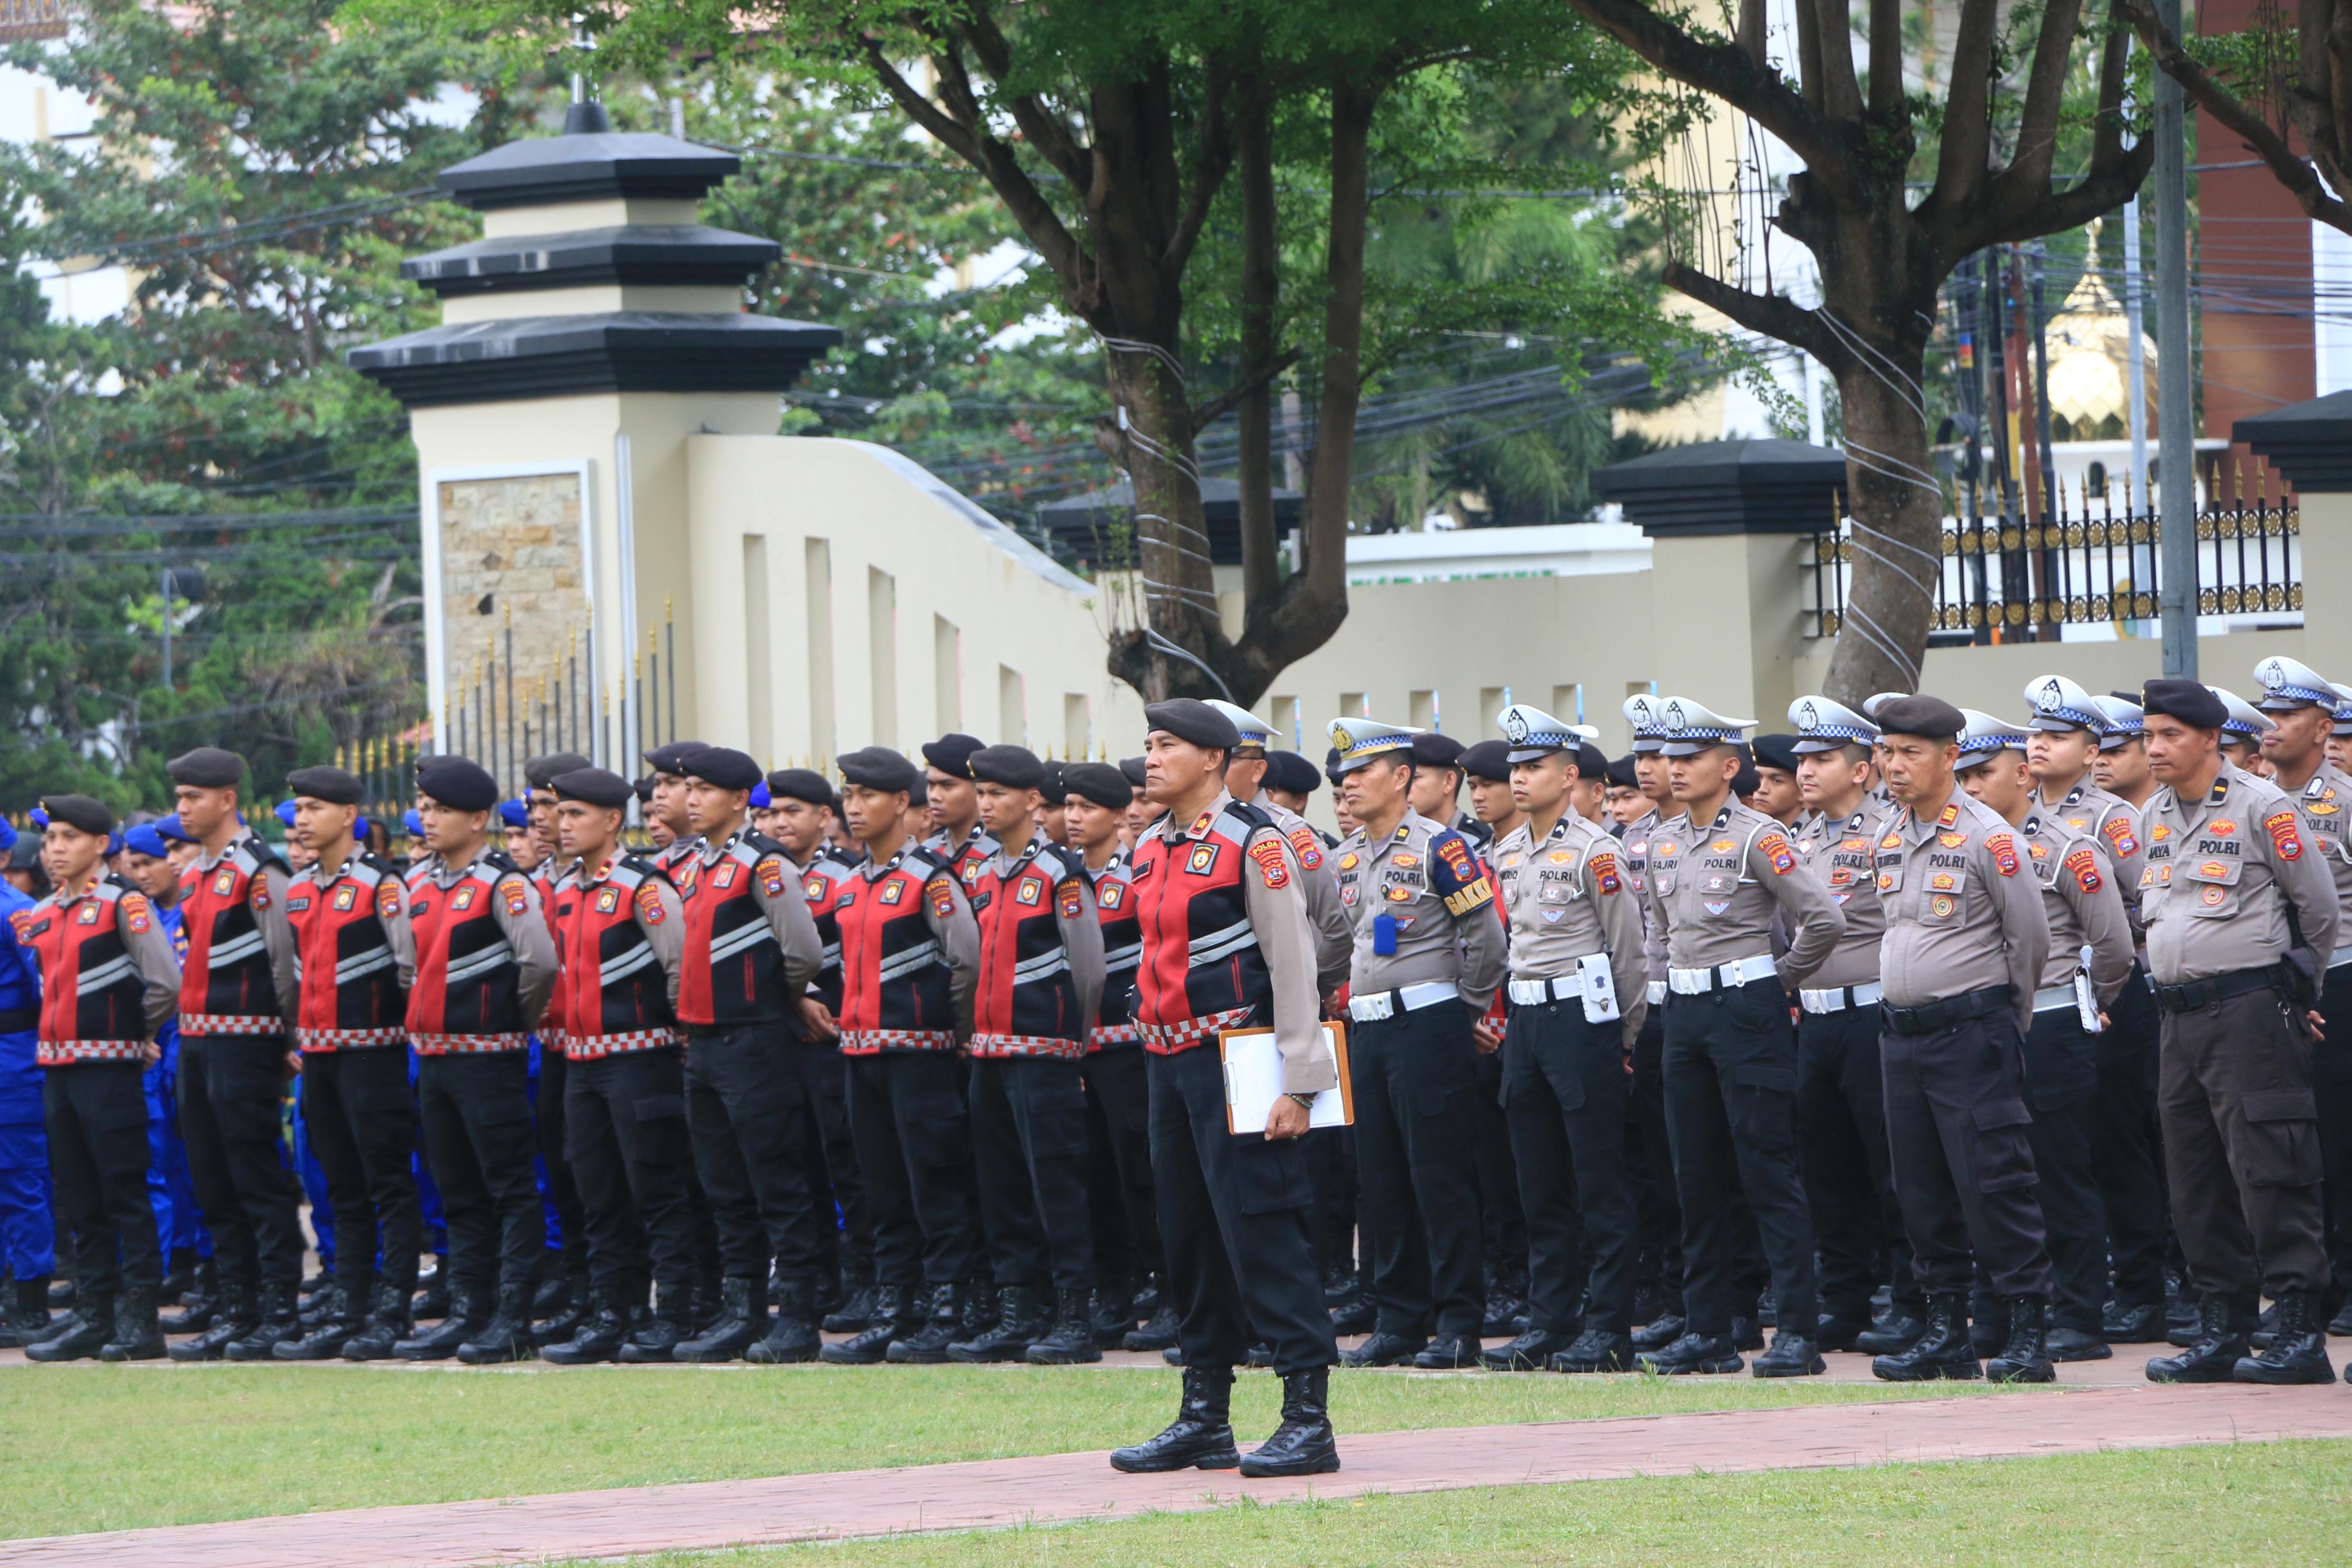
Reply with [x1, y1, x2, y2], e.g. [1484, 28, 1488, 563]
[1617, 694, 1687, 1346]
[671, 745, 828, 1363]
[1870, 696, 2055, 1383]
[396, 756, 559, 1364]
[1785, 695, 1921, 1355]
[1108, 700, 1338, 1478]
[273, 765, 423, 1360]
[2251, 656, 2352, 1338]
[522, 750, 594, 1339]
[1205, 702, 1354, 994]
[950, 745, 1104, 1364]
[18, 796, 181, 1361]
[0, 814, 53, 1349]
[1643, 698, 1841, 1377]
[1483, 703, 1647, 1373]
[1956, 711, 2135, 1364]
[1328, 718, 1507, 1369]
[821, 746, 984, 1365]
[2137, 678, 2342, 1383]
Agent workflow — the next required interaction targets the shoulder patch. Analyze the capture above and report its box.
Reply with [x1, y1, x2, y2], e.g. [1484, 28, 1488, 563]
[1248, 836, 1291, 890]
[1589, 849, 1621, 895]
[376, 877, 402, 919]
[501, 878, 531, 916]
[1756, 830, 1796, 876]
[1431, 832, 1479, 891]
[634, 881, 667, 924]
[246, 877, 271, 912]
[2265, 809, 2306, 860]
[121, 891, 152, 934]
[756, 854, 789, 898]
[1985, 832, 2021, 876]
[1287, 825, 1323, 871]
[2101, 817, 2139, 857]
[1057, 877, 1086, 919]
[927, 874, 958, 919]
[2062, 844, 2103, 894]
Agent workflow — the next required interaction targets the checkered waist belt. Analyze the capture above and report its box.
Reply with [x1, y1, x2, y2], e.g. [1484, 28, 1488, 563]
[409, 1031, 528, 1056]
[179, 1012, 283, 1037]
[37, 1039, 148, 1066]
[838, 1028, 958, 1055]
[1137, 1006, 1257, 1055]
[1087, 1023, 1140, 1051]
[563, 1028, 678, 1061]
[295, 1026, 406, 1052]
[968, 1033, 1085, 1061]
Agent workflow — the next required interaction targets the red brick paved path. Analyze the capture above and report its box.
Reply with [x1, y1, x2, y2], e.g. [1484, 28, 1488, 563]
[6, 1382, 2348, 1567]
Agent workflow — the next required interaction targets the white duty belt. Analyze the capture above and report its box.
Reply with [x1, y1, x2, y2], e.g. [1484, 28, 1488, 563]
[1348, 980, 1460, 1023]
[1666, 954, 1779, 995]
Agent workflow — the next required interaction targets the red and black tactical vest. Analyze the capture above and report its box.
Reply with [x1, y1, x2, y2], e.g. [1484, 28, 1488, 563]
[1088, 854, 1141, 1050]
[285, 853, 408, 1051]
[674, 829, 799, 1028]
[926, 824, 999, 890]
[549, 854, 677, 1058]
[406, 850, 533, 1054]
[799, 848, 857, 1013]
[968, 840, 1087, 1059]
[19, 876, 157, 1063]
[177, 836, 288, 1035]
[1128, 799, 1277, 1054]
[834, 843, 959, 1054]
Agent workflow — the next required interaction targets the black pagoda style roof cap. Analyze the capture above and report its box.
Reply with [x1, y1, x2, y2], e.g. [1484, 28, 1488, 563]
[1592, 438, 1848, 536]
[401, 224, 781, 296]
[2237, 391, 2352, 494]
[436, 126, 743, 211]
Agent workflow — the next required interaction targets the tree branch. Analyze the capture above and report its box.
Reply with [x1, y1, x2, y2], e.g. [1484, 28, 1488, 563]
[1162, 66, 1237, 273]
[1810, 0, 1865, 121]
[952, 8, 1095, 191]
[1867, 0, 1904, 121]
[2001, 0, 2088, 201]
[1928, 0, 2004, 214]
[1663, 260, 1843, 366]
[1187, 349, 1302, 438]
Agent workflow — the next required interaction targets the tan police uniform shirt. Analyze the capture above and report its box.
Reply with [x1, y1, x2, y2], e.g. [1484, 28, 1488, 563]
[1874, 792, 2050, 1028]
[1621, 807, 1670, 990]
[2015, 811, 2135, 1002]
[2037, 776, 2147, 936]
[1788, 799, 1895, 991]
[1645, 801, 1843, 984]
[1332, 808, 1507, 1011]
[1493, 810, 1647, 1042]
[2283, 762, 2352, 965]
[1251, 790, 1355, 994]
[2139, 763, 2342, 986]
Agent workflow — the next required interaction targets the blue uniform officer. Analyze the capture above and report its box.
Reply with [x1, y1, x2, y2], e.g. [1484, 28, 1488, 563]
[0, 814, 52, 1344]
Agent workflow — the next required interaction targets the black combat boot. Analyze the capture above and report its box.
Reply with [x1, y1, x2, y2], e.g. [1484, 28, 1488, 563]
[1813, 1310, 1874, 1353]
[99, 1286, 166, 1362]
[2233, 1291, 2335, 1384]
[823, 1264, 878, 1334]
[1854, 1306, 1928, 1356]
[1547, 1328, 1638, 1373]
[160, 1257, 217, 1333]
[531, 1266, 570, 1319]
[2101, 1298, 2167, 1343]
[299, 1278, 344, 1330]
[1752, 1329, 1827, 1378]
[949, 1284, 1050, 1363]
[675, 1277, 766, 1363]
[542, 1289, 632, 1366]
[46, 1277, 74, 1306]
[887, 1281, 972, 1364]
[1124, 1301, 1182, 1351]
[823, 1284, 917, 1365]
[1340, 1329, 1429, 1368]
[1239, 1367, 1340, 1478]
[341, 1283, 412, 1361]
[2147, 1294, 2250, 1383]
[26, 1293, 113, 1362]
[275, 1279, 368, 1359]
[1872, 1295, 1981, 1382]
[1482, 1327, 1573, 1371]
[411, 1257, 451, 1323]
[747, 1280, 823, 1364]
[0, 1275, 51, 1348]
[1109, 1364, 1242, 1473]
[1090, 1281, 1137, 1348]
[1413, 1332, 1481, 1369]
[616, 1284, 696, 1364]
[1631, 1311, 1687, 1351]
[395, 1285, 483, 1360]
[1985, 1295, 2055, 1383]
[225, 1282, 300, 1361]
[1638, 1329, 1745, 1375]
[1027, 1287, 1106, 1365]
[456, 1283, 538, 1364]
[170, 1277, 254, 1361]
[534, 1265, 591, 1348]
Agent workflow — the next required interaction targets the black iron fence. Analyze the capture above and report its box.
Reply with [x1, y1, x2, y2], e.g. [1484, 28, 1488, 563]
[1805, 466, 2301, 642]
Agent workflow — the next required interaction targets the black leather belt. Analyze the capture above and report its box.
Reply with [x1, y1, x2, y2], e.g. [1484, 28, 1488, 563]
[1880, 985, 2011, 1037]
[2152, 965, 2284, 1015]
[0, 1008, 34, 1034]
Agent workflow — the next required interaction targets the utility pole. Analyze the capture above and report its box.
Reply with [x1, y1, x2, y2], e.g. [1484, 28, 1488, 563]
[160, 566, 173, 689]
[2153, 0, 2198, 677]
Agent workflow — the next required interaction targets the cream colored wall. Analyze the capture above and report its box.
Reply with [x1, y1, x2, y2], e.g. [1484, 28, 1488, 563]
[685, 435, 1147, 767]
[1788, 622, 2309, 718]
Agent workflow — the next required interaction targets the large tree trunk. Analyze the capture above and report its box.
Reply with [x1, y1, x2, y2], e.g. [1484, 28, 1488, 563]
[1104, 341, 1221, 701]
[1235, 79, 1281, 609]
[1823, 336, 1943, 703]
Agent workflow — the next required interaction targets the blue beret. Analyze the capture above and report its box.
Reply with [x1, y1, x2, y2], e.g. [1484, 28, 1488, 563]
[123, 823, 169, 858]
[275, 799, 298, 827]
[498, 798, 529, 830]
[403, 808, 424, 836]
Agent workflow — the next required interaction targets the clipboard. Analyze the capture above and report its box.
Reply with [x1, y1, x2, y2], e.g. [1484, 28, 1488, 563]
[1220, 1021, 1354, 1135]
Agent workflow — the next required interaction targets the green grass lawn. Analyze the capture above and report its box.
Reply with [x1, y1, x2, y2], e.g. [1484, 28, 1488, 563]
[571, 1441, 2352, 1568]
[0, 1364, 2028, 1540]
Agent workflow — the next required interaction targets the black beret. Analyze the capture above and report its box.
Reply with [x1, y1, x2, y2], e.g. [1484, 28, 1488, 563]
[1730, 758, 1762, 797]
[1751, 733, 1802, 774]
[968, 744, 1046, 790]
[525, 752, 593, 790]
[1409, 732, 1465, 770]
[1324, 747, 1346, 785]
[2142, 678, 2228, 729]
[1142, 699, 1240, 752]
[1604, 754, 1639, 789]
[765, 768, 835, 808]
[166, 747, 246, 789]
[642, 741, 704, 776]
[632, 775, 655, 804]
[920, 732, 985, 777]
[415, 756, 499, 813]
[1874, 694, 1966, 741]
[286, 765, 364, 806]
[1118, 756, 1148, 789]
[1576, 741, 1609, 779]
[1040, 762, 1064, 799]
[1063, 761, 1134, 810]
[684, 746, 762, 792]
[551, 767, 634, 809]
[839, 746, 923, 796]
[1264, 750, 1318, 796]
[40, 794, 113, 836]
[1459, 740, 1513, 783]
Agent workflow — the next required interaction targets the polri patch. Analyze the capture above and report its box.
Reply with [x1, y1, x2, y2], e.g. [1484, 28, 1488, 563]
[1248, 837, 1290, 890]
